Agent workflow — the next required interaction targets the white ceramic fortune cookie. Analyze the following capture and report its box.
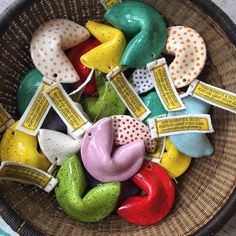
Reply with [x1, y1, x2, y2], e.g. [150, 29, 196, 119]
[164, 26, 207, 88]
[31, 19, 90, 83]
[38, 129, 82, 166]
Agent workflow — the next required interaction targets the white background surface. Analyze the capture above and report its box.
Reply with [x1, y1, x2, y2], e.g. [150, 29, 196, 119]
[0, 0, 236, 236]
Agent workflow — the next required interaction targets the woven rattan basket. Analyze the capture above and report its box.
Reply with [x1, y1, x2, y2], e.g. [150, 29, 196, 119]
[0, 0, 236, 235]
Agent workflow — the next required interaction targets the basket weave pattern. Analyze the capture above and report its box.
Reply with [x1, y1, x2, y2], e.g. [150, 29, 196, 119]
[0, 0, 236, 235]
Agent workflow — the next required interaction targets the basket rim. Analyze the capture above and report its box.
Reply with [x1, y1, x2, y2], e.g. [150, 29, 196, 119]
[0, 0, 236, 235]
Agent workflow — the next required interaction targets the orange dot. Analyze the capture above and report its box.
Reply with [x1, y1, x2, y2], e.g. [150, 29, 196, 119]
[185, 55, 188, 58]
[194, 41, 197, 44]
[191, 53, 194, 56]
[187, 29, 192, 33]
[201, 41, 205, 44]
[184, 32, 187, 35]
[196, 63, 200, 66]
[200, 46, 204, 50]
[171, 72, 175, 76]
[191, 68, 195, 71]
[173, 77, 177, 81]
[183, 71, 187, 74]
[179, 37, 183, 40]
[183, 60, 186, 63]
[190, 34, 194, 37]
[186, 39, 190, 43]
[168, 46, 171, 50]
[201, 53, 204, 55]
[177, 34, 181, 36]
[180, 75, 183, 79]
[177, 71, 180, 73]
[195, 50, 199, 53]
[179, 49, 183, 53]
[180, 66, 183, 69]
[172, 37, 175, 40]
[188, 72, 192, 76]
[173, 31, 177, 34]
[183, 48, 186, 50]
[187, 79, 191, 82]
[171, 66, 175, 70]
[194, 46, 197, 49]
[197, 57, 200, 60]
[198, 35, 201, 38]
[194, 72, 197, 75]
[185, 64, 189, 67]
[173, 41, 177, 44]
[181, 41, 184, 44]
[177, 82, 181, 85]
[175, 61, 179, 64]
[191, 59, 195, 62]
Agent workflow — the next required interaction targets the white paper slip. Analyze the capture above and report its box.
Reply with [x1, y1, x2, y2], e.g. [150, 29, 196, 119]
[16, 81, 51, 136]
[44, 83, 92, 138]
[0, 104, 15, 133]
[107, 66, 151, 121]
[149, 114, 214, 138]
[187, 79, 236, 114]
[0, 162, 58, 193]
[147, 58, 186, 112]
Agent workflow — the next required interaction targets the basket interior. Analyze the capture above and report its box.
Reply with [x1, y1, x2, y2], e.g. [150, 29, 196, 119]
[0, 0, 236, 235]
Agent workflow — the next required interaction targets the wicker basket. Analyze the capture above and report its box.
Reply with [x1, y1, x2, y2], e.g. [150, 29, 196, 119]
[0, 0, 236, 235]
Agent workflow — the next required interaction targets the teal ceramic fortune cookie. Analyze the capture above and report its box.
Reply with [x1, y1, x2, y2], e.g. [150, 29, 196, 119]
[17, 68, 72, 115]
[80, 21, 126, 73]
[141, 91, 167, 124]
[55, 155, 121, 222]
[80, 70, 126, 121]
[105, 1, 167, 68]
[168, 96, 214, 158]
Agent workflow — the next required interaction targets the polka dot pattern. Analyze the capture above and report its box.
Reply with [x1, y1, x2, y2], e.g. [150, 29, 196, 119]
[128, 67, 154, 94]
[31, 19, 90, 83]
[112, 115, 157, 153]
[164, 26, 207, 88]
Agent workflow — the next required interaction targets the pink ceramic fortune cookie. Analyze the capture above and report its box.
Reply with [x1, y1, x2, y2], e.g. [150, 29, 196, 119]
[81, 118, 145, 182]
[164, 26, 207, 88]
[31, 19, 90, 83]
[112, 115, 157, 153]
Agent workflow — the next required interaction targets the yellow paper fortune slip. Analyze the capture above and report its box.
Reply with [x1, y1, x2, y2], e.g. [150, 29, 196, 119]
[16, 80, 52, 136]
[0, 162, 57, 193]
[100, 0, 122, 9]
[44, 83, 92, 138]
[0, 104, 15, 133]
[187, 79, 236, 114]
[147, 58, 186, 112]
[107, 66, 151, 121]
[148, 114, 214, 138]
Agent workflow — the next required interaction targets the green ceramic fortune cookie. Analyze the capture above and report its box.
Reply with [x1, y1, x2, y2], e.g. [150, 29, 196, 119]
[80, 71, 126, 122]
[105, 1, 167, 68]
[55, 155, 121, 222]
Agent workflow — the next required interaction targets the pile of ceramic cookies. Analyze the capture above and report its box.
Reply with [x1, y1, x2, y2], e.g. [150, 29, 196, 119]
[1, 0, 236, 226]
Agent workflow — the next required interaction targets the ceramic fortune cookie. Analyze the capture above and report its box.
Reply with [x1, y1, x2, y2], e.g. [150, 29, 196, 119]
[31, 19, 90, 83]
[105, 1, 167, 68]
[168, 96, 214, 158]
[112, 115, 157, 153]
[129, 67, 154, 94]
[164, 26, 207, 88]
[55, 155, 120, 222]
[0, 122, 50, 171]
[149, 138, 191, 178]
[81, 71, 126, 121]
[80, 21, 126, 73]
[38, 129, 81, 166]
[67, 37, 101, 96]
[117, 161, 175, 226]
[81, 117, 145, 182]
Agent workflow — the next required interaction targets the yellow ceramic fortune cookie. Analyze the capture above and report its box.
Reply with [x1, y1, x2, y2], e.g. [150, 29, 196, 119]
[80, 21, 127, 73]
[0, 122, 50, 171]
[149, 138, 191, 178]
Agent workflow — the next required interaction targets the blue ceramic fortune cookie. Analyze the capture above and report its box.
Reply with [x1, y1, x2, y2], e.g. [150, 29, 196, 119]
[168, 96, 214, 158]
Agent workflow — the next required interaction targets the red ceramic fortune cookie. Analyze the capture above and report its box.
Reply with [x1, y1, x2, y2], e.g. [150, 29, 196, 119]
[67, 37, 100, 96]
[117, 160, 175, 226]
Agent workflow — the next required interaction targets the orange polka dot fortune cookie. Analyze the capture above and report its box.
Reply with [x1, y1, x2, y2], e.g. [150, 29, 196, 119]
[164, 26, 207, 88]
